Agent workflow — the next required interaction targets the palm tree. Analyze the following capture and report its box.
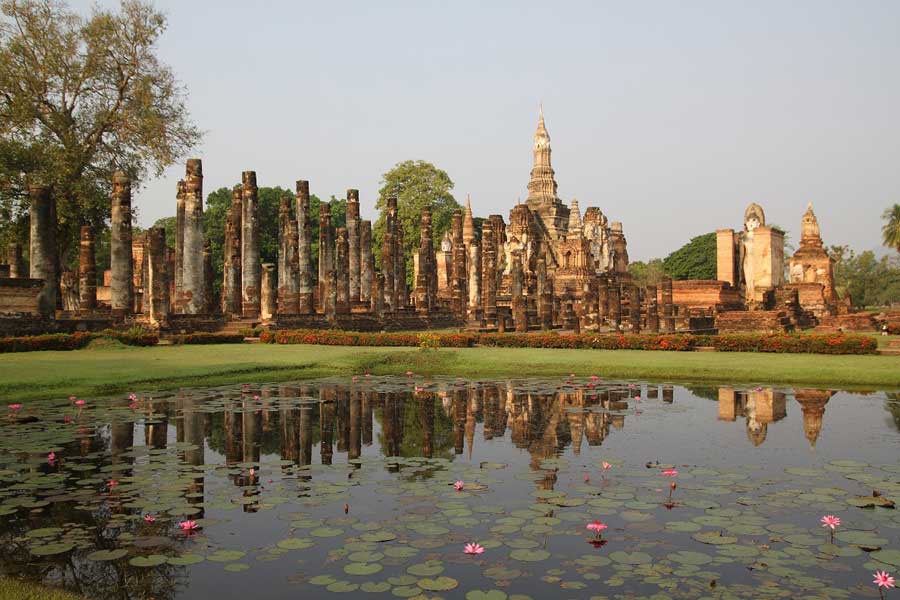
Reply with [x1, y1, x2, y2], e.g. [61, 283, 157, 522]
[883, 204, 900, 254]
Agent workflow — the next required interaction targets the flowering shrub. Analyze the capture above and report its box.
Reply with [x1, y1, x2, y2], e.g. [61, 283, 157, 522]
[0, 330, 158, 353]
[261, 329, 877, 354]
[694, 333, 877, 355]
[170, 333, 245, 345]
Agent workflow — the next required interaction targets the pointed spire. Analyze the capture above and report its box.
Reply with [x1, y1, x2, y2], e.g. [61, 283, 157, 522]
[567, 199, 582, 234]
[463, 194, 475, 246]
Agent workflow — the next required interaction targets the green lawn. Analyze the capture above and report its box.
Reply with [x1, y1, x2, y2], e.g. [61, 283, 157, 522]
[1, 343, 898, 401]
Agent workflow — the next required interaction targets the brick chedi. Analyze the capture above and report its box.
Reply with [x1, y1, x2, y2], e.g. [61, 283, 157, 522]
[787, 203, 837, 317]
[182, 159, 206, 314]
[109, 173, 132, 319]
[295, 181, 314, 313]
[78, 226, 96, 314]
[242, 171, 261, 317]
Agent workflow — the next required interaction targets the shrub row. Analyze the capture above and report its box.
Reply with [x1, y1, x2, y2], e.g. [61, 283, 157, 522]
[261, 329, 876, 354]
[0, 330, 159, 353]
[170, 332, 246, 345]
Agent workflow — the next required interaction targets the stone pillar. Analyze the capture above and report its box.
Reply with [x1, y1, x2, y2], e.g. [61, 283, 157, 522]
[174, 180, 185, 311]
[467, 243, 481, 320]
[318, 201, 334, 312]
[260, 263, 276, 321]
[381, 231, 395, 312]
[395, 208, 407, 309]
[608, 277, 621, 328]
[7, 242, 23, 279]
[78, 226, 96, 313]
[511, 252, 527, 332]
[536, 257, 552, 330]
[360, 220, 373, 305]
[346, 189, 361, 302]
[646, 285, 659, 333]
[415, 208, 435, 312]
[134, 233, 147, 315]
[627, 284, 640, 333]
[109, 174, 132, 319]
[597, 275, 609, 324]
[661, 275, 675, 333]
[222, 186, 242, 315]
[326, 270, 338, 321]
[335, 227, 350, 315]
[277, 197, 300, 314]
[296, 180, 314, 314]
[182, 159, 205, 314]
[481, 220, 497, 327]
[241, 171, 261, 317]
[372, 272, 385, 317]
[147, 227, 169, 324]
[203, 239, 215, 313]
[451, 210, 467, 318]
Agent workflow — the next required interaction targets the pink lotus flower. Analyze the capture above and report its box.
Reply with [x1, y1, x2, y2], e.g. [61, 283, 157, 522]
[628, 383, 635, 388]
[69, 395, 76, 401]
[875, 570, 895, 592]
[661, 469, 678, 477]
[634, 395, 640, 401]
[755, 386, 763, 391]
[249, 468, 255, 477]
[129, 393, 136, 401]
[406, 371, 413, 376]
[8, 403, 22, 411]
[107, 479, 119, 488]
[144, 514, 156, 523]
[586, 520, 608, 538]
[590, 375, 599, 380]
[365, 373, 371, 378]
[583, 473, 590, 482]
[47, 452, 56, 463]
[569, 373, 576, 378]
[179, 520, 199, 532]
[352, 376, 358, 382]
[252, 395, 260, 401]
[464, 543, 484, 555]
[74, 399, 85, 407]
[602, 461, 612, 470]
[821, 515, 841, 530]
[454, 480, 464, 491]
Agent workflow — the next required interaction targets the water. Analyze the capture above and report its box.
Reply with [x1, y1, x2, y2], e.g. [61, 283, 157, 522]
[2, 377, 900, 599]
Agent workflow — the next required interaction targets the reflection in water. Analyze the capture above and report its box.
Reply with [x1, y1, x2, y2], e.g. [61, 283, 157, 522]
[0, 377, 886, 600]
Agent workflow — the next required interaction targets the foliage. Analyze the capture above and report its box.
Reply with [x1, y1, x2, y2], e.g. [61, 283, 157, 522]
[662, 232, 716, 280]
[883, 204, 900, 253]
[170, 332, 244, 345]
[372, 160, 461, 286]
[830, 245, 900, 307]
[261, 329, 876, 355]
[0, 329, 157, 353]
[628, 258, 665, 287]
[0, 0, 200, 267]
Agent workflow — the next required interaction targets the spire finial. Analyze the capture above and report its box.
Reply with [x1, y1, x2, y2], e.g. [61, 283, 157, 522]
[539, 101, 544, 125]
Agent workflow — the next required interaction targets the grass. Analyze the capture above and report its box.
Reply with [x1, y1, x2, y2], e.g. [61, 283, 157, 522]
[0, 578, 85, 600]
[1, 343, 899, 401]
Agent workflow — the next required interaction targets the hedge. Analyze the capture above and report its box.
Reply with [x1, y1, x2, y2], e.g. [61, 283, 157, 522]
[261, 330, 876, 355]
[0, 330, 158, 353]
[170, 332, 246, 345]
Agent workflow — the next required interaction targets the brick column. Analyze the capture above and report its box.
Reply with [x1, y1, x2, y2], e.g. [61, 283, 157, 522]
[241, 171, 261, 317]
[147, 227, 169, 324]
[109, 174, 132, 319]
[182, 159, 205, 314]
[359, 220, 373, 305]
[296, 180, 314, 314]
[346, 189, 361, 301]
[78, 225, 96, 313]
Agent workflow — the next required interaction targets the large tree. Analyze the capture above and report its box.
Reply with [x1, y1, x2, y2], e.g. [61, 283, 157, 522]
[662, 232, 717, 280]
[372, 160, 460, 286]
[883, 204, 900, 254]
[0, 0, 199, 268]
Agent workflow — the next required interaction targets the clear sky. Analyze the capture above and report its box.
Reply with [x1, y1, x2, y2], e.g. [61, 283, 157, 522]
[73, 0, 900, 260]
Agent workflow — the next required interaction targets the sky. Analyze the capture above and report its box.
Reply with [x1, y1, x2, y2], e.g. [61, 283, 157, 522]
[72, 0, 900, 261]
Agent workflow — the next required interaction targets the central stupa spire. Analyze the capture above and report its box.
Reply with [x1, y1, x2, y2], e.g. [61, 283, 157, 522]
[525, 105, 569, 239]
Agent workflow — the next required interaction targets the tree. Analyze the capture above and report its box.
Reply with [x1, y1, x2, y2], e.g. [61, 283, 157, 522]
[830, 244, 900, 307]
[662, 232, 717, 280]
[372, 160, 460, 286]
[627, 258, 665, 287]
[154, 187, 342, 298]
[882, 204, 900, 254]
[0, 0, 200, 268]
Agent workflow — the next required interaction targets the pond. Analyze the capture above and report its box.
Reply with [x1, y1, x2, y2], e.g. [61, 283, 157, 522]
[2, 376, 900, 599]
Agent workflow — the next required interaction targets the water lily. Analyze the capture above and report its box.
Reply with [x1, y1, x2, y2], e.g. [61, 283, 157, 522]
[107, 479, 119, 488]
[365, 373, 371, 378]
[661, 468, 678, 477]
[454, 480, 464, 491]
[8, 403, 22, 411]
[128, 393, 136, 401]
[821, 514, 841, 543]
[875, 570, 895, 599]
[464, 543, 484, 555]
[179, 520, 199, 532]
[406, 370, 413, 376]
[249, 468, 255, 477]
[352, 376, 358, 382]
[590, 375, 599, 380]
[634, 395, 641, 401]
[583, 473, 590, 482]
[47, 452, 56, 463]
[602, 461, 612, 470]
[586, 520, 608, 539]
[755, 386, 763, 392]
[74, 399, 85, 407]
[143, 514, 156, 523]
